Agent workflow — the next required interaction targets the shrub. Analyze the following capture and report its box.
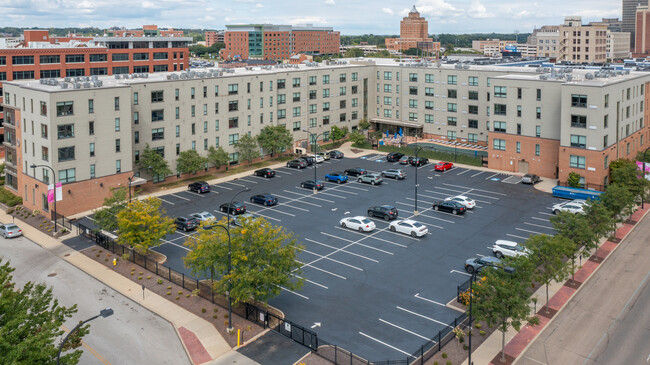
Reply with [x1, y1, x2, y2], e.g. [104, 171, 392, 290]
[130, 272, 134, 275]
[442, 353, 448, 359]
[213, 315, 218, 319]
[122, 253, 130, 261]
[147, 276, 151, 279]
[192, 288, 200, 297]
[0, 189, 23, 207]
[167, 286, 172, 290]
[167, 291, 172, 295]
[475, 323, 482, 329]
[567, 172, 582, 188]
[96, 254, 100, 258]
[202, 308, 207, 313]
[175, 296, 180, 300]
[178, 291, 183, 295]
[463, 344, 469, 350]
[185, 294, 190, 298]
[223, 314, 229, 319]
[157, 279, 163, 285]
[247, 325, 252, 331]
[138, 277, 142, 280]
[434, 362, 438, 365]
[6, 208, 14, 214]
[479, 330, 486, 336]
[446, 361, 452, 365]
[104, 258, 108, 262]
[139, 272, 143, 275]
[213, 308, 218, 313]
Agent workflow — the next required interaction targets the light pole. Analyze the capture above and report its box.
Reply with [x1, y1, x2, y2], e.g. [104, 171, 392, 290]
[467, 264, 515, 365]
[414, 146, 423, 215]
[303, 129, 325, 194]
[31, 164, 57, 233]
[127, 174, 137, 203]
[57, 308, 113, 365]
[225, 187, 250, 332]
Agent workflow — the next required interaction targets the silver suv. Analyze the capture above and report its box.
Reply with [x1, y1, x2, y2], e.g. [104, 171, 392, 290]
[381, 169, 406, 180]
[358, 173, 384, 185]
[492, 240, 529, 258]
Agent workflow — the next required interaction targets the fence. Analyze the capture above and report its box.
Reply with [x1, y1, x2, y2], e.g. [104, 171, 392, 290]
[244, 303, 318, 350]
[53, 211, 74, 231]
[557, 180, 606, 192]
[377, 144, 485, 167]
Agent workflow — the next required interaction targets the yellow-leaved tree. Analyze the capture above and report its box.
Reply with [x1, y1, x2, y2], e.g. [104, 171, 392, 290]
[116, 197, 175, 254]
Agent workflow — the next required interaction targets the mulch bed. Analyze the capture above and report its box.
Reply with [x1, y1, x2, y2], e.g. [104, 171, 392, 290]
[537, 306, 559, 320]
[490, 351, 516, 365]
[80, 246, 265, 348]
[7, 206, 71, 239]
[563, 280, 582, 290]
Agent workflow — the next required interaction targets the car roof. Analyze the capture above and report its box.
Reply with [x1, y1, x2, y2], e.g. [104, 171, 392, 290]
[399, 219, 419, 224]
[495, 240, 519, 247]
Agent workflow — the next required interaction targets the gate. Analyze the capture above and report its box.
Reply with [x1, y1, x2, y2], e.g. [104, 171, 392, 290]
[245, 303, 318, 350]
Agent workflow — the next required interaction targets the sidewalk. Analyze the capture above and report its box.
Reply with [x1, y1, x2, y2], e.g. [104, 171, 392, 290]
[462, 204, 650, 365]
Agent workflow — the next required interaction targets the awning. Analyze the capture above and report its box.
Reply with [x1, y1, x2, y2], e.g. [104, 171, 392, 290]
[370, 118, 422, 129]
[128, 177, 147, 186]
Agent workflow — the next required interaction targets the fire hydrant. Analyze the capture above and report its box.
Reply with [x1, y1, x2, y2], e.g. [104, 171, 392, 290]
[113, 258, 117, 266]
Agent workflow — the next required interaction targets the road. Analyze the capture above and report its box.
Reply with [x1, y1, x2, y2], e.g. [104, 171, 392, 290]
[516, 212, 650, 365]
[0, 235, 190, 365]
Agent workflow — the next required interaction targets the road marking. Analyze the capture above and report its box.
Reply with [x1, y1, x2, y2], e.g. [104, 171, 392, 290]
[450, 269, 472, 277]
[340, 184, 370, 192]
[280, 286, 309, 299]
[396, 306, 454, 328]
[276, 169, 292, 175]
[237, 178, 259, 184]
[538, 211, 554, 216]
[158, 197, 175, 205]
[223, 181, 248, 188]
[516, 227, 553, 236]
[60, 324, 112, 365]
[252, 207, 296, 217]
[523, 356, 547, 365]
[159, 238, 192, 251]
[523, 222, 555, 230]
[302, 249, 363, 271]
[507, 234, 529, 240]
[86, 216, 96, 222]
[291, 273, 328, 289]
[319, 232, 399, 252]
[359, 332, 414, 358]
[296, 260, 347, 280]
[485, 173, 500, 180]
[414, 293, 446, 307]
[276, 203, 309, 212]
[441, 182, 508, 196]
[456, 169, 471, 175]
[502, 175, 522, 184]
[274, 193, 323, 207]
[531, 216, 551, 222]
[304, 238, 380, 262]
[428, 187, 499, 201]
[283, 189, 336, 203]
[378, 318, 437, 342]
[214, 185, 233, 190]
[471, 171, 486, 178]
[242, 211, 281, 222]
[333, 227, 407, 247]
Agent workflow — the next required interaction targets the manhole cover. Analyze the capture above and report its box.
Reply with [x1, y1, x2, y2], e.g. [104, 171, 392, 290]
[47, 273, 57, 277]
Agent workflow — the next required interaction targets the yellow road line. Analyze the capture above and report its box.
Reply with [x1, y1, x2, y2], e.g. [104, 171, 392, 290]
[60, 325, 111, 365]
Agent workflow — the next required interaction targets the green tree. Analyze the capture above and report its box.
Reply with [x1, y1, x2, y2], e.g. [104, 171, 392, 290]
[609, 159, 649, 202]
[550, 211, 593, 281]
[176, 150, 207, 175]
[234, 134, 260, 163]
[93, 187, 128, 232]
[0, 259, 89, 365]
[184, 217, 304, 305]
[601, 183, 636, 220]
[330, 126, 349, 142]
[524, 235, 573, 313]
[567, 172, 582, 188]
[404, 47, 420, 55]
[635, 150, 650, 163]
[358, 118, 371, 130]
[116, 198, 175, 255]
[344, 48, 365, 58]
[349, 131, 366, 146]
[584, 200, 616, 244]
[207, 146, 230, 170]
[138, 144, 172, 182]
[257, 125, 293, 157]
[470, 259, 538, 362]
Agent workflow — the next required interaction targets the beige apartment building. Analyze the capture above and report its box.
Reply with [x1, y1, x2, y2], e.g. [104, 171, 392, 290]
[557, 17, 608, 63]
[3, 60, 649, 215]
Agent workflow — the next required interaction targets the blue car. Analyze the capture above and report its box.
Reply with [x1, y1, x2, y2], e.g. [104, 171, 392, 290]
[325, 172, 349, 184]
[249, 193, 278, 206]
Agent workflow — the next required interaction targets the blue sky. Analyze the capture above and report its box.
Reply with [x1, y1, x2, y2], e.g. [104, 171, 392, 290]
[0, 0, 622, 35]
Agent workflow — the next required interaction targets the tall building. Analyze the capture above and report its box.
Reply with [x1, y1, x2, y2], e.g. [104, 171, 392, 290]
[623, 0, 648, 47]
[557, 17, 608, 62]
[205, 31, 224, 47]
[219, 24, 340, 61]
[385, 6, 441, 54]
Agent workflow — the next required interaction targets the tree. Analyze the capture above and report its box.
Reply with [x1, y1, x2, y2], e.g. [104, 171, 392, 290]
[566, 172, 582, 188]
[257, 125, 293, 157]
[349, 131, 366, 146]
[357, 118, 371, 130]
[116, 198, 175, 255]
[470, 258, 538, 362]
[138, 144, 172, 181]
[609, 159, 649, 202]
[635, 150, 650, 163]
[584, 200, 616, 244]
[344, 48, 364, 58]
[601, 183, 635, 220]
[207, 146, 230, 170]
[524, 235, 573, 313]
[183, 217, 304, 305]
[176, 150, 207, 175]
[93, 187, 128, 232]
[0, 259, 88, 364]
[234, 134, 260, 163]
[330, 126, 349, 142]
[551, 211, 593, 281]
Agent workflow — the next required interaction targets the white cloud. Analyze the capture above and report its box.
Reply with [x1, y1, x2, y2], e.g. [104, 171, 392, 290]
[382, 8, 394, 15]
[142, 1, 156, 9]
[287, 16, 328, 25]
[235, 0, 254, 2]
[468, 0, 493, 19]
[325, 0, 335, 5]
[255, 3, 263, 8]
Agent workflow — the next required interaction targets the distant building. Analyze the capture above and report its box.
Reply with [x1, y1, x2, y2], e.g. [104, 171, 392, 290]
[472, 39, 517, 56]
[288, 54, 312, 64]
[385, 6, 440, 55]
[606, 30, 632, 59]
[108, 25, 184, 38]
[533, 26, 560, 60]
[557, 17, 608, 63]
[205, 31, 224, 47]
[219, 24, 339, 61]
[636, 5, 650, 55]
[623, 0, 648, 46]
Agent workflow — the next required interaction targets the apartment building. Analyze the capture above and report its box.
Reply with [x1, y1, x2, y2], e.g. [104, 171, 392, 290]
[557, 17, 608, 63]
[3, 59, 649, 216]
[534, 26, 560, 59]
[606, 30, 631, 59]
[471, 39, 517, 56]
[623, 0, 648, 47]
[205, 31, 225, 47]
[219, 24, 340, 61]
[385, 6, 440, 54]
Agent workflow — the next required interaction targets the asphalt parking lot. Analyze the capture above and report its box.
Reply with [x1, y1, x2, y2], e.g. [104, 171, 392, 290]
[77, 154, 562, 361]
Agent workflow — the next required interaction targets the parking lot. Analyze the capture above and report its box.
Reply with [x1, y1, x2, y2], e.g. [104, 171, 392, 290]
[77, 154, 561, 360]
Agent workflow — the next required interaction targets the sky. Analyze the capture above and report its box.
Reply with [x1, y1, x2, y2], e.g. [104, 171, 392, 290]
[0, 0, 623, 35]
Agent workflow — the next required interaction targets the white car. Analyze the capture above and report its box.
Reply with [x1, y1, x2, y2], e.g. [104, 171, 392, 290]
[339, 216, 376, 232]
[388, 219, 428, 237]
[551, 200, 588, 215]
[190, 211, 216, 222]
[491, 240, 529, 258]
[444, 195, 476, 209]
[230, 213, 257, 227]
[317, 152, 331, 161]
[313, 154, 325, 163]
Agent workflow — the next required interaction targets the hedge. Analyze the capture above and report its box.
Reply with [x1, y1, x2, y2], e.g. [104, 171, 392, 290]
[0, 188, 23, 207]
[377, 144, 484, 167]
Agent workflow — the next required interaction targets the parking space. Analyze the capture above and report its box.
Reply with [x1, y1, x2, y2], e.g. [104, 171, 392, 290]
[76, 155, 563, 360]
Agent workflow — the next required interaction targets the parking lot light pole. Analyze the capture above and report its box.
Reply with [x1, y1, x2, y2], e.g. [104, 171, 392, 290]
[225, 187, 249, 332]
[30, 164, 57, 233]
[468, 264, 515, 365]
[303, 129, 325, 194]
[127, 174, 137, 203]
[414, 147, 423, 215]
[57, 308, 113, 365]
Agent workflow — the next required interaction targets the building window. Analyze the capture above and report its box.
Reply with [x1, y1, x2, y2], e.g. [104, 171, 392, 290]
[59, 168, 76, 183]
[57, 124, 74, 139]
[447, 103, 457, 112]
[468, 76, 478, 86]
[134, 131, 139, 144]
[468, 90, 478, 100]
[569, 155, 586, 169]
[228, 84, 238, 95]
[409, 99, 418, 108]
[229, 133, 239, 145]
[494, 104, 506, 115]
[448, 89, 457, 99]
[293, 107, 301, 117]
[151, 110, 164, 122]
[571, 115, 587, 128]
[516, 141, 521, 153]
[114, 97, 120, 111]
[229, 117, 239, 128]
[536, 125, 541, 137]
[494, 86, 507, 98]
[152, 128, 164, 141]
[383, 71, 392, 80]
[56, 101, 73, 116]
[447, 117, 457, 126]
[88, 121, 94, 135]
[468, 133, 478, 142]
[571, 94, 587, 107]
[468, 105, 478, 114]
[447, 75, 457, 85]
[571, 135, 586, 148]
[58, 146, 75, 162]
[536, 107, 541, 119]
[116, 160, 121, 173]
[322, 89, 330, 98]
[278, 79, 287, 89]
[535, 144, 540, 156]
[468, 119, 478, 129]
[383, 109, 392, 118]
[90, 164, 96, 179]
[604, 94, 609, 108]
[409, 86, 418, 95]
[493, 121, 506, 132]
[229, 100, 239, 111]
[42, 146, 49, 161]
[292, 121, 301, 131]
[115, 139, 121, 152]
[493, 139, 506, 151]
[151, 90, 164, 103]
[536, 89, 541, 101]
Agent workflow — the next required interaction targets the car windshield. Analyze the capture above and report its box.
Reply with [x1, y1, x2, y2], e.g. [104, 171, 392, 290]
[6, 224, 18, 229]
[412, 222, 424, 228]
[361, 218, 372, 224]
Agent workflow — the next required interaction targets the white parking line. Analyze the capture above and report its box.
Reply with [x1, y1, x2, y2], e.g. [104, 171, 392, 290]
[170, 193, 190, 201]
[237, 178, 259, 184]
[280, 286, 309, 299]
[441, 183, 507, 196]
[276, 169, 293, 175]
[414, 293, 446, 307]
[456, 169, 471, 175]
[282, 190, 336, 204]
[507, 234, 529, 240]
[471, 171, 486, 178]
[319, 232, 400, 252]
[252, 207, 296, 217]
[359, 332, 414, 358]
[396, 306, 454, 328]
[485, 173, 500, 180]
[160, 238, 191, 251]
[296, 260, 347, 280]
[429, 187, 499, 201]
[186, 192, 207, 198]
[523, 222, 555, 230]
[274, 193, 323, 207]
[276, 203, 309, 212]
[302, 249, 363, 271]
[223, 181, 248, 188]
[538, 211, 554, 216]
[334, 226, 408, 247]
[378, 319, 436, 342]
[304, 238, 380, 262]
[213, 185, 233, 190]
[531, 216, 551, 222]
[158, 197, 175, 205]
[317, 190, 358, 198]
[450, 269, 472, 277]
[516, 227, 554, 236]
[339, 184, 369, 192]
[291, 274, 328, 289]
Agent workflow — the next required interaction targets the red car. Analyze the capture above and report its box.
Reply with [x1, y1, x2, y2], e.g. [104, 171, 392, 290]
[434, 162, 454, 171]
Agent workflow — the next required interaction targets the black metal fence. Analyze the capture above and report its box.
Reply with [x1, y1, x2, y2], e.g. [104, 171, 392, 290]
[53, 211, 74, 231]
[244, 303, 318, 350]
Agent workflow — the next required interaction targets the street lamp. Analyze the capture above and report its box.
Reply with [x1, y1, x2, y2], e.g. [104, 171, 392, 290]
[30, 164, 57, 233]
[414, 146, 423, 215]
[57, 307, 113, 365]
[642, 146, 650, 209]
[225, 187, 250, 332]
[303, 129, 325, 194]
[467, 264, 515, 365]
[127, 174, 137, 203]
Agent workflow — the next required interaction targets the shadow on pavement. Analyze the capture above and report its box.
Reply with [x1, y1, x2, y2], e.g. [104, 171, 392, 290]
[61, 235, 95, 251]
[237, 331, 309, 364]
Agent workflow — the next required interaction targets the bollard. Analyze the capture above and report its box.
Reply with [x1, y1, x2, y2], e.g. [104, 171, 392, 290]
[113, 258, 117, 266]
[237, 329, 241, 347]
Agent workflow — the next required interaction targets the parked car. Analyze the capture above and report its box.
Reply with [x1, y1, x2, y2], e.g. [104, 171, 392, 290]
[329, 150, 344, 159]
[254, 168, 276, 178]
[345, 168, 368, 177]
[301, 180, 325, 190]
[389, 219, 428, 237]
[358, 173, 384, 185]
[250, 193, 278, 206]
[410, 157, 429, 167]
[175, 217, 200, 232]
[551, 200, 588, 215]
[318, 151, 331, 160]
[386, 152, 405, 162]
[381, 169, 406, 180]
[492, 240, 529, 258]
[434, 162, 454, 171]
[465, 256, 502, 274]
[339, 216, 376, 232]
[188, 181, 210, 193]
[444, 195, 476, 209]
[219, 202, 247, 215]
[230, 213, 256, 227]
[190, 211, 216, 222]
[368, 205, 399, 221]
[299, 156, 315, 165]
[287, 159, 307, 169]
[0, 223, 22, 238]
[521, 174, 541, 184]
[325, 172, 348, 183]
[399, 156, 414, 165]
[313, 155, 325, 163]
[432, 200, 467, 215]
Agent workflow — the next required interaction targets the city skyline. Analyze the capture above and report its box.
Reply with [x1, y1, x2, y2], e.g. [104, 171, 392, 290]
[2, 0, 621, 35]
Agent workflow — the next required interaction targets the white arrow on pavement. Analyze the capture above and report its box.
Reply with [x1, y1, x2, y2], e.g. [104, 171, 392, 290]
[311, 322, 321, 329]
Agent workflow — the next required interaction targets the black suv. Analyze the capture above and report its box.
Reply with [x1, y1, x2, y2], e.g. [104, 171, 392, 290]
[299, 156, 315, 165]
[254, 168, 276, 178]
[219, 202, 247, 215]
[367, 205, 399, 221]
[175, 216, 200, 231]
[386, 152, 404, 162]
[188, 181, 210, 193]
[410, 157, 429, 167]
[329, 150, 344, 159]
[345, 168, 368, 177]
